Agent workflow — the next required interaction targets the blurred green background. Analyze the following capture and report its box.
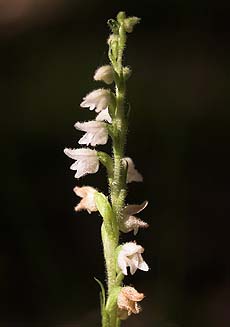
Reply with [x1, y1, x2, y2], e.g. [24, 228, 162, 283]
[0, 1, 230, 326]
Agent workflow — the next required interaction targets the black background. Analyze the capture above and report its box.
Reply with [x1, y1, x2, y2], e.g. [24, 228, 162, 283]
[0, 1, 230, 326]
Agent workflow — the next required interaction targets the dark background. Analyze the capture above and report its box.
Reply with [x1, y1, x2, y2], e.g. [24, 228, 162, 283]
[1, 1, 230, 326]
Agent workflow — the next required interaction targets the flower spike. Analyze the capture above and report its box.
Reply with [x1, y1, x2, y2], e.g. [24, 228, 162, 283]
[63, 12, 149, 325]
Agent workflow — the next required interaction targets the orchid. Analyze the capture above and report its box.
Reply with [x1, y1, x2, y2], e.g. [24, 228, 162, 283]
[64, 12, 149, 327]
[80, 88, 111, 112]
[94, 65, 114, 84]
[117, 286, 144, 320]
[64, 148, 99, 178]
[74, 121, 108, 146]
[124, 157, 143, 183]
[120, 201, 149, 235]
[117, 242, 149, 275]
[73, 186, 98, 213]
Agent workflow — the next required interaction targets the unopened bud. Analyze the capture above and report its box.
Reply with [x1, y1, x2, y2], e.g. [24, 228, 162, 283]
[123, 66, 132, 80]
[94, 65, 114, 85]
[117, 11, 126, 24]
[124, 16, 140, 33]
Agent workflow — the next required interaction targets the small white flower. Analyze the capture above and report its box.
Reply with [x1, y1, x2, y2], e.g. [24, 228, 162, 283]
[64, 148, 99, 178]
[74, 121, 108, 147]
[120, 201, 149, 235]
[123, 157, 143, 183]
[80, 89, 111, 113]
[118, 242, 149, 275]
[94, 65, 114, 84]
[96, 108, 112, 123]
[117, 286, 144, 320]
[73, 186, 98, 213]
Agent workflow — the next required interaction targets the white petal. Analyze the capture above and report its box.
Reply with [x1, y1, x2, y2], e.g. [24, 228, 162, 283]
[123, 201, 148, 216]
[64, 147, 95, 159]
[80, 89, 111, 112]
[75, 121, 108, 147]
[118, 253, 128, 275]
[96, 108, 112, 123]
[128, 258, 138, 275]
[64, 148, 99, 178]
[78, 133, 94, 146]
[124, 157, 143, 183]
[122, 242, 143, 256]
[138, 260, 149, 272]
[70, 161, 79, 170]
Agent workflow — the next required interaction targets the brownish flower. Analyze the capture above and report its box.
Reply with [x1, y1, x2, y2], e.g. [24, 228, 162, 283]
[117, 286, 144, 320]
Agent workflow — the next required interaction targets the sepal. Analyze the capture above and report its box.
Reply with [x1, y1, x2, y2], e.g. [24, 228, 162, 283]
[97, 152, 113, 179]
[95, 192, 115, 234]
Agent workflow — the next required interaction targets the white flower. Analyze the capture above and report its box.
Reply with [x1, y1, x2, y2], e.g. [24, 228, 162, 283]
[117, 286, 144, 320]
[94, 65, 114, 84]
[117, 242, 149, 275]
[120, 201, 149, 235]
[123, 157, 143, 183]
[80, 89, 111, 113]
[74, 121, 108, 147]
[73, 186, 98, 213]
[64, 148, 99, 178]
[96, 108, 112, 123]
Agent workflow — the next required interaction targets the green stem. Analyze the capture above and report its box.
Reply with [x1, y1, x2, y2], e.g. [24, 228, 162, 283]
[102, 16, 128, 327]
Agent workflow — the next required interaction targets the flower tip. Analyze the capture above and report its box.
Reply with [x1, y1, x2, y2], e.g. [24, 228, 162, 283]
[124, 16, 141, 33]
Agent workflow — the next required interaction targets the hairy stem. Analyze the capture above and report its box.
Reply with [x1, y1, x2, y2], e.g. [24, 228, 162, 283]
[102, 19, 127, 327]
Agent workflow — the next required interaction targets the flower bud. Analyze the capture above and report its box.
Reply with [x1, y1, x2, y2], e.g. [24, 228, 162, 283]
[124, 16, 140, 33]
[117, 11, 126, 24]
[94, 65, 114, 85]
[123, 66, 132, 80]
